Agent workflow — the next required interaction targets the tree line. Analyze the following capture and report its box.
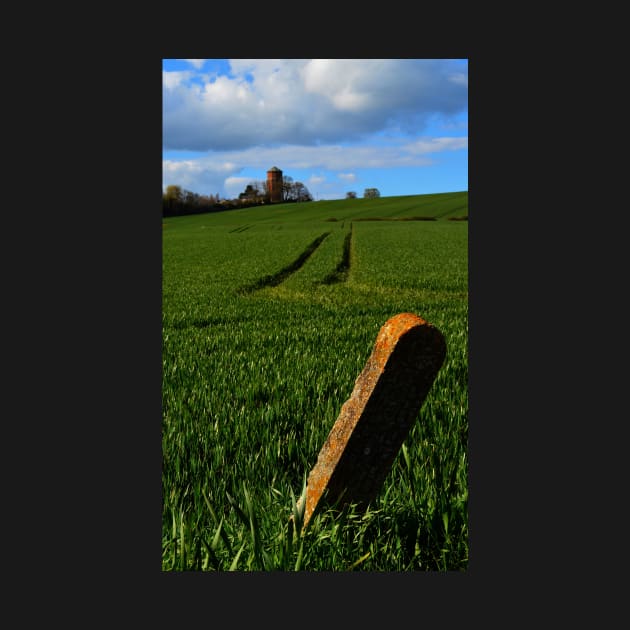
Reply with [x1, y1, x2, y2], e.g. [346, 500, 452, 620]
[345, 188, 381, 199]
[239, 176, 313, 204]
[162, 176, 313, 217]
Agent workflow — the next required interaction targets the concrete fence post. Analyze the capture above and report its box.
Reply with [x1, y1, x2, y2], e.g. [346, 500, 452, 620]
[299, 312, 446, 528]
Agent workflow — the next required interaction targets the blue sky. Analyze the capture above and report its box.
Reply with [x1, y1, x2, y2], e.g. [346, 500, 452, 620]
[163, 59, 467, 201]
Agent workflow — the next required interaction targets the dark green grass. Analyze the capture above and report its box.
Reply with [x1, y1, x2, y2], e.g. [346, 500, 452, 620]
[162, 192, 468, 571]
[162, 190, 468, 231]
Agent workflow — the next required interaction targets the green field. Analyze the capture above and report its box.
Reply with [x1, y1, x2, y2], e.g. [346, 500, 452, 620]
[162, 191, 468, 571]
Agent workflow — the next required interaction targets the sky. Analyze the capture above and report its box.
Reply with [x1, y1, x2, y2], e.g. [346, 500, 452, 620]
[162, 59, 468, 201]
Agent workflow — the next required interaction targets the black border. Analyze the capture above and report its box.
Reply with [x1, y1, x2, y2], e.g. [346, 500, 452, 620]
[17, 0, 619, 615]
[63, 40, 542, 621]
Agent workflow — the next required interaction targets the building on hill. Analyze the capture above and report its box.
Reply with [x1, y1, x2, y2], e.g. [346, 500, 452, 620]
[267, 166, 283, 203]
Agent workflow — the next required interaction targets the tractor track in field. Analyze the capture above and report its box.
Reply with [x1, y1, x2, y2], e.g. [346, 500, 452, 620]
[239, 231, 331, 294]
[322, 224, 353, 285]
[229, 224, 252, 233]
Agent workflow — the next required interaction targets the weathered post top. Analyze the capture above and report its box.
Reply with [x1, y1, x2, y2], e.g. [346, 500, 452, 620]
[300, 312, 446, 528]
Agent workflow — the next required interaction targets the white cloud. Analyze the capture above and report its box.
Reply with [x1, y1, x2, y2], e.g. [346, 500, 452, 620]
[302, 59, 373, 112]
[439, 118, 468, 131]
[162, 135, 468, 196]
[163, 59, 467, 151]
[338, 173, 357, 182]
[209, 141, 447, 171]
[163, 160, 242, 196]
[406, 137, 468, 154]
[163, 71, 193, 89]
[449, 72, 468, 87]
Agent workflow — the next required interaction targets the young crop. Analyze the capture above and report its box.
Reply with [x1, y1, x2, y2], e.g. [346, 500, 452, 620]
[162, 193, 468, 570]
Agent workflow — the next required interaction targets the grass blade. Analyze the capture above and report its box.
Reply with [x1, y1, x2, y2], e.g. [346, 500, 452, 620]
[348, 551, 371, 570]
[229, 542, 246, 571]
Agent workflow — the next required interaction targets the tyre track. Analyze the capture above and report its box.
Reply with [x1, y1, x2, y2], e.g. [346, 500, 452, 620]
[239, 231, 331, 294]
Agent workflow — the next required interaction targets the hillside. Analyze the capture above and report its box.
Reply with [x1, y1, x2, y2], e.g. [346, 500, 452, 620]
[163, 191, 468, 227]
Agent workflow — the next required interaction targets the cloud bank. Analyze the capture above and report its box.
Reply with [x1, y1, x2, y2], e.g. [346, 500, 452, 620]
[162, 136, 467, 196]
[163, 59, 467, 152]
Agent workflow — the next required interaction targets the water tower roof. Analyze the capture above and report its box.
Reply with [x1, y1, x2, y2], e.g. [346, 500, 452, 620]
[268, 166, 282, 172]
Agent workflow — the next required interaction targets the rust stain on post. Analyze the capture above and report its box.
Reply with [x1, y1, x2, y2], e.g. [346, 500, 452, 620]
[300, 313, 446, 528]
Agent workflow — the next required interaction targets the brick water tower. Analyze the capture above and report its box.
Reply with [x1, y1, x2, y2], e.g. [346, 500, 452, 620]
[267, 166, 283, 203]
